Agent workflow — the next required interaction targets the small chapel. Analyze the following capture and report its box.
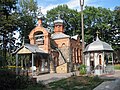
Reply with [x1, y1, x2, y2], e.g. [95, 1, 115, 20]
[84, 32, 114, 75]
[15, 11, 82, 76]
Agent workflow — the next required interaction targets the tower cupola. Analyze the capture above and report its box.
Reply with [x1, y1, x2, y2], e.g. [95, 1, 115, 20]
[54, 14, 64, 33]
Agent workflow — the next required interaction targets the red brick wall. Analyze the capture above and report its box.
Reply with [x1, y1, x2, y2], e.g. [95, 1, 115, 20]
[54, 23, 64, 33]
[29, 22, 51, 53]
[71, 39, 82, 64]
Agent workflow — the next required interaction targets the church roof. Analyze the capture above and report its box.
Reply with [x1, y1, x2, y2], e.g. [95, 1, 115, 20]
[54, 14, 63, 24]
[71, 35, 79, 40]
[51, 32, 70, 39]
[14, 44, 47, 54]
[84, 36, 113, 52]
[54, 19, 63, 23]
[24, 44, 45, 53]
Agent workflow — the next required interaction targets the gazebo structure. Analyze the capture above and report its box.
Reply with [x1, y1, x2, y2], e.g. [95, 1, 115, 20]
[15, 44, 50, 76]
[84, 33, 114, 75]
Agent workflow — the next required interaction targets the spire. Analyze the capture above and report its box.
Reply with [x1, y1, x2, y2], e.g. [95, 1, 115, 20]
[37, 7, 43, 19]
[37, 7, 44, 26]
[57, 12, 61, 20]
[96, 30, 100, 41]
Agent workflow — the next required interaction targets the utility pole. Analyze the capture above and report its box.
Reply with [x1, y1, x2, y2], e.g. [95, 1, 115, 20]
[80, 0, 85, 64]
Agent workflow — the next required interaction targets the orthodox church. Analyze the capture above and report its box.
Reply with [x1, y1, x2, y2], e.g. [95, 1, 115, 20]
[15, 9, 114, 76]
[15, 11, 82, 75]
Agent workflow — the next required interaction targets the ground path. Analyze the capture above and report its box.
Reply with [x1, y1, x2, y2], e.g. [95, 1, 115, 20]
[33, 70, 120, 89]
[94, 70, 120, 90]
[33, 72, 73, 84]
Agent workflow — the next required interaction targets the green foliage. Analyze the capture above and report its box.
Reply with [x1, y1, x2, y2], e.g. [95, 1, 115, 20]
[92, 75, 101, 82]
[18, 0, 38, 43]
[114, 65, 120, 70]
[46, 5, 80, 36]
[0, 68, 32, 89]
[0, 0, 18, 66]
[112, 6, 120, 56]
[0, 0, 17, 17]
[23, 81, 46, 90]
[78, 64, 87, 75]
[84, 6, 114, 44]
[49, 76, 103, 90]
[0, 69, 16, 90]
[16, 75, 32, 89]
[0, 68, 47, 90]
[83, 6, 120, 60]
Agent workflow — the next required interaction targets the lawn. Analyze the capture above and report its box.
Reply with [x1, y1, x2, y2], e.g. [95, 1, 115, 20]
[0, 68, 105, 90]
[48, 76, 104, 90]
[24, 75, 104, 90]
[114, 64, 120, 70]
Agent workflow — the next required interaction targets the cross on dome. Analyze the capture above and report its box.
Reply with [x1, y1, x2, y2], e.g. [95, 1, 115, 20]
[54, 12, 63, 24]
[57, 12, 61, 20]
[96, 30, 100, 41]
[37, 7, 44, 19]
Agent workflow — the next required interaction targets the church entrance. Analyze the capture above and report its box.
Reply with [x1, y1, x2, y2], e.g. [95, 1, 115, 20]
[90, 61, 94, 71]
[34, 53, 50, 75]
[90, 53, 94, 71]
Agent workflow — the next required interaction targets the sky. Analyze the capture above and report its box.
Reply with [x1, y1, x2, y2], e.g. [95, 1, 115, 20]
[37, 0, 120, 14]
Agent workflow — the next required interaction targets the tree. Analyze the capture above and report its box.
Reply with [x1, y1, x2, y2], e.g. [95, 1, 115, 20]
[83, 6, 120, 62]
[84, 6, 114, 44]
[113, 6, 120, 50]
[18, 0, 38, 44]
[113, 6, 120, 62]
[0, 0, 18, 66]
[46, 5, 80, 36]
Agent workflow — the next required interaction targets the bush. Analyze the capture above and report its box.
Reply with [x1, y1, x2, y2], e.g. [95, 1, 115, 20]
[78, 64, 87, 75]
[0, 68, 32, 90]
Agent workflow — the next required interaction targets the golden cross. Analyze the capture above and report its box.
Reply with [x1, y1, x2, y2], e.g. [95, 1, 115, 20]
[96, 30, 100, 37]
[57, 11, 61, 19]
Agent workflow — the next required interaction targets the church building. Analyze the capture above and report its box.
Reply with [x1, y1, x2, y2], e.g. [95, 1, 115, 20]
[15, 11, 82, 75]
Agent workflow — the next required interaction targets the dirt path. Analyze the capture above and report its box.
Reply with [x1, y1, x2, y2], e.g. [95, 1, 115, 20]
[33, 72, 73, 84]
[94, 70, 120, 90]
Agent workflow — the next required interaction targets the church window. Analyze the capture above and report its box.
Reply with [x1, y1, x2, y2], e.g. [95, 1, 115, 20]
[35, 32, 44, 45]
[99, 55, 102, 65]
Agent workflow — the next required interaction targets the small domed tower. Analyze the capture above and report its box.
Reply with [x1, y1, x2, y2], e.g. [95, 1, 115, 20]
[54, 14, 64, 33]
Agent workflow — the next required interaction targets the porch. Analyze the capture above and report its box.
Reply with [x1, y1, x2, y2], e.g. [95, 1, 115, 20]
[14, 44, 50, 76]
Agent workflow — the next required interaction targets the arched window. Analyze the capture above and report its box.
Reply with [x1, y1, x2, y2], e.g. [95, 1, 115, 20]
[74, 48, 76, 63]
[99, 55, 102, 65]
[35, 31, 44, 45]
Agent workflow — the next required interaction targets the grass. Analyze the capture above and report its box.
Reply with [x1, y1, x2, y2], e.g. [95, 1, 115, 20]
[114, 64, 120, 70]
[48, 76, 104, 90]
[23, 82, 47, 90]
[0, 68, 108, 90]
[23, 75, 105, 90]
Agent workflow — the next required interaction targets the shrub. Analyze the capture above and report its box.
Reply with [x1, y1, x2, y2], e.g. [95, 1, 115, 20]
[78, 64, 87, 75]
[0, 68, 32, 90]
